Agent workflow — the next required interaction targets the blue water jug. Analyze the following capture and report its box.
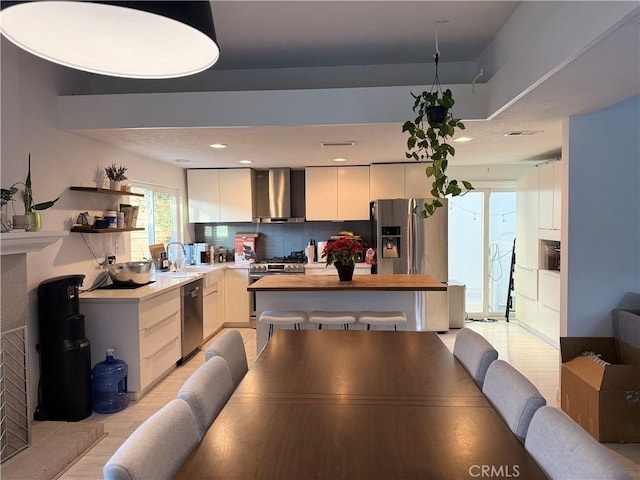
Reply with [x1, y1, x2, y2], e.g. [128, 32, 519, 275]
[92, 349, 129, 413]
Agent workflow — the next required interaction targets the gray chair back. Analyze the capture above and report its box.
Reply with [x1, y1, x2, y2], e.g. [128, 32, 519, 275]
[103, 398, 198, 480]
[205, 329, 248, 387]
[525, 406, 632, 480]
[482, 359, 546, 442]
[178, 356, 234, 440]
[452, 328, 498, 388]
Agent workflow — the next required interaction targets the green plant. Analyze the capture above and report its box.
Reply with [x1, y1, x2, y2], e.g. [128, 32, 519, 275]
[2, 154, 58, 214]
[402, 54, 473, 218]
[105, 163, 128, 182]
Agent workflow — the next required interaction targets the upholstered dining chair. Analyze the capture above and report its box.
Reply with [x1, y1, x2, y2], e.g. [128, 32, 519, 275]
[482, 359, 546, 442]
[204, 329, 248, 387]
[103, 398, 198, 480]
[178, 356, 234, 440]
[452, 327, 498, 389]
[525, 406, 632, 480]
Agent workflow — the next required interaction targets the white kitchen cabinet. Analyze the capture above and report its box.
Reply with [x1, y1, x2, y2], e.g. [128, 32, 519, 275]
[539, 161, 563, 236]
[187, 169, 221, 223]
[202, 269, 225, 340]
[187, 168, 255, 223]
[515, 292, 539, 331]
[516, 167, 539, 268]
[224, 267, 250, 326]
[81, 289, 181, 399]
[370, 164, 404, 200]
[404, 163, 433, 199]
[305, 166, 369, 220]
[369, 163, 433, 200]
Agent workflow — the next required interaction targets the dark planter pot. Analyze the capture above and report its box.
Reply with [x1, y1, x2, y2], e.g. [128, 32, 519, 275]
[335, 263, 355, 282]
[426, 106, 449, 126]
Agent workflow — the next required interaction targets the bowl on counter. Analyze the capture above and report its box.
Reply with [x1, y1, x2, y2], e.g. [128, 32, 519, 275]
[107, 261, 153, 286]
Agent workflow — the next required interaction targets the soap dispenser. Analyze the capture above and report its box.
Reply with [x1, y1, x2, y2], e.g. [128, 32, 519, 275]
[306, 239, 316, 263]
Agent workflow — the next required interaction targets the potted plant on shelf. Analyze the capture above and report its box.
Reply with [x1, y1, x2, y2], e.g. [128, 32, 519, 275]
[2, 154, 60, 232]
[105, 163, 128, 191]
[402, 52, 473, 218]
[322, 235, 363, 281]
[0, 186, 18, 232]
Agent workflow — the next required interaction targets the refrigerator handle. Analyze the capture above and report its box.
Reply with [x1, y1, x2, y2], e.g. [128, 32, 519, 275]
[407, 199, 415, 274]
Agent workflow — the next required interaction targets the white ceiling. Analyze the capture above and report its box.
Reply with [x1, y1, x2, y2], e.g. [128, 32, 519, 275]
[63, 1, 640, 173]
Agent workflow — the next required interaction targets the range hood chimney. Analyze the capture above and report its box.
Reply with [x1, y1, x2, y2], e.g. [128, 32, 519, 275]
[256, 168, 305, 223]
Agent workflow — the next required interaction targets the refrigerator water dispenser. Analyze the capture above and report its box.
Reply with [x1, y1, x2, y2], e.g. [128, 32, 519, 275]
[381, 226, 401, 258]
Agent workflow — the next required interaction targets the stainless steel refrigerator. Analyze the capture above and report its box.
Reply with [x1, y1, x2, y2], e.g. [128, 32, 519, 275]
[371, 198, 449, 332]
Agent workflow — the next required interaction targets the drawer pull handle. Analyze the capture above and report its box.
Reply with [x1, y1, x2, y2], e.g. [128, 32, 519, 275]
[144, 336, 178, 360]
[143, 312, 176, 331]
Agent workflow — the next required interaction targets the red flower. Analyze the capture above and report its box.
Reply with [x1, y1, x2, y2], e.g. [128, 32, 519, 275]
[323, 236, 363, 266]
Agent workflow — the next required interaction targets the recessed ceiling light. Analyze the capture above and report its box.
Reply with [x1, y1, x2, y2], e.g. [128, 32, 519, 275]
[453, 137, 474, 143]
[333, 158, 347, 163]
[504, 131, 541, 137]
[174, 159, 192, 163]
[0, 1, 219, 79]
[239, 160, 253, 164]
[321, 142, 356, 147]
[209, 143, 228, 149]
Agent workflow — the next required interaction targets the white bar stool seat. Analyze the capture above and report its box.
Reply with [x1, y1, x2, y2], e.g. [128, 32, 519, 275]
[259, 310, 307, 338]
[358, 311, 407, 331]
[309, 311, 356, 330]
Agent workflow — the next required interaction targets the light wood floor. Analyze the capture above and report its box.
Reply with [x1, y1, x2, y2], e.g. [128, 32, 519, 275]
[49, 322, 637, 478]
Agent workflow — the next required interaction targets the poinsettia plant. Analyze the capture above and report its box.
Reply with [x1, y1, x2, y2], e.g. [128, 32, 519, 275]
[323, 236, 363, 267]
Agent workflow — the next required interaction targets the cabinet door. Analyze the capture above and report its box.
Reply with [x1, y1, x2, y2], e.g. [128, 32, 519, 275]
[305, 167, 338, 220]
[370, 164, 404, 200]
[516, 168, 539, 267]
[219, 169, 255, 222]
[203, 287, 218, 339]
[187, 169, 221, 223]
[224, 268, 250, 326]
[538, 163, 554, 230]
[216, 279, 225, 330]
[552, 161, 563, 230]
[337, 166, 370, 220]
[404, 163, 433, 199]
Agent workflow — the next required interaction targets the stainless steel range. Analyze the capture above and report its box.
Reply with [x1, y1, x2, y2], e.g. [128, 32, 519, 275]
[249, 258, 305, 319]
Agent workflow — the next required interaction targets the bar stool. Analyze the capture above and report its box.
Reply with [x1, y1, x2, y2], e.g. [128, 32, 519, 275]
[357, 311, 407, 331]
[259, 310, 307, 339]
[308, 311, 356, 330]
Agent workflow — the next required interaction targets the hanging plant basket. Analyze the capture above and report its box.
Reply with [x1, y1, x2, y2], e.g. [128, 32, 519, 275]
[426, 105, 449, 126]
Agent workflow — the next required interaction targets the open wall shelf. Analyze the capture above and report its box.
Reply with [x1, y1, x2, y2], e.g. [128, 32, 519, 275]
[69, 186, 144, 197]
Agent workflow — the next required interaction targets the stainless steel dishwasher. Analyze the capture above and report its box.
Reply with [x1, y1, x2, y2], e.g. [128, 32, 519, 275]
[179, 279, 203, 364]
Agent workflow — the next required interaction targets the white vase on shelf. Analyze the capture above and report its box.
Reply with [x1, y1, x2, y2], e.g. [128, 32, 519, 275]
[109, 180, 121, 191]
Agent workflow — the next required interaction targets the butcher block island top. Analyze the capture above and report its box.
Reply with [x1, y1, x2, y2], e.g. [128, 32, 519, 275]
[248, 273, 446, 291]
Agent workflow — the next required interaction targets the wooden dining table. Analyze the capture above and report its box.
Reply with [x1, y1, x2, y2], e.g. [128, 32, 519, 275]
[177, 330, 547, 479]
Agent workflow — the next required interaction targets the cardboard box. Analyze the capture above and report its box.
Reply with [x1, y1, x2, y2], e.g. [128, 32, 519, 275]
[234, 233, 259, 264]
[560, 336, 640, 442]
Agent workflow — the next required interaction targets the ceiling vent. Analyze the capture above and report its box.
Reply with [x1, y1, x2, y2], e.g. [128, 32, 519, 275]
[504, 131, 540, 137]
[320, 141, 356, 147]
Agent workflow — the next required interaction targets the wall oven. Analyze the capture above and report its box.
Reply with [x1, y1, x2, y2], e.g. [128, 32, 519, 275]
[248, 261, 305, 319]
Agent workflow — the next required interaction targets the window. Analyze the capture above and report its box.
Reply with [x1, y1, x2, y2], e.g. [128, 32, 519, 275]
[128, 184, 179, 261]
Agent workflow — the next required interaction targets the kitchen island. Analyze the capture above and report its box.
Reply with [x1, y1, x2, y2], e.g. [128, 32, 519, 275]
[249, 273, 447, 353]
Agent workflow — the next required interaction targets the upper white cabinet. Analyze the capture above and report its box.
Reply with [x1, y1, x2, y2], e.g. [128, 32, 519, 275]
[187, 169, 256, 223]
[305, 166, 369, 220]
[369, 163, 433, 200]
[538, 161, 563, 233]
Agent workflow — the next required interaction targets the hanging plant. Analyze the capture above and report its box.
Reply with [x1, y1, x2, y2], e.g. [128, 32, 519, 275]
[402, 53, 473, 218]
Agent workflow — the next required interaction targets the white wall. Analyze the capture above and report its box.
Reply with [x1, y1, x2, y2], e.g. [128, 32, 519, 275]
[1, 39, 190, 412]
[563, 94, 640, 336]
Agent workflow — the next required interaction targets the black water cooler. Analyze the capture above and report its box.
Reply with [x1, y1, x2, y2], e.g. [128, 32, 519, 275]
[34, 275, 92, 421]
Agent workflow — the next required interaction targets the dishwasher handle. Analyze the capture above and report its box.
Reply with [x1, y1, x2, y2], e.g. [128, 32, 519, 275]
[188, 285, 201, 298]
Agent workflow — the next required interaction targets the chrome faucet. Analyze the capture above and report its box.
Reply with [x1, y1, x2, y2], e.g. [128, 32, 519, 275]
[165, 241, 186, 270]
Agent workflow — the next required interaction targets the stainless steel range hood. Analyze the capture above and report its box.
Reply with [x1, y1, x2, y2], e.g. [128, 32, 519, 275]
[254, 168, 305, 223]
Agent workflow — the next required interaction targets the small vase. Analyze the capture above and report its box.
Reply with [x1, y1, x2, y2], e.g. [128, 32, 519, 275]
[26, 212, 42, 232]
[12, 215, 27, 230]
[110, 180, 121, 191]
[335, 263, 355, 282]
